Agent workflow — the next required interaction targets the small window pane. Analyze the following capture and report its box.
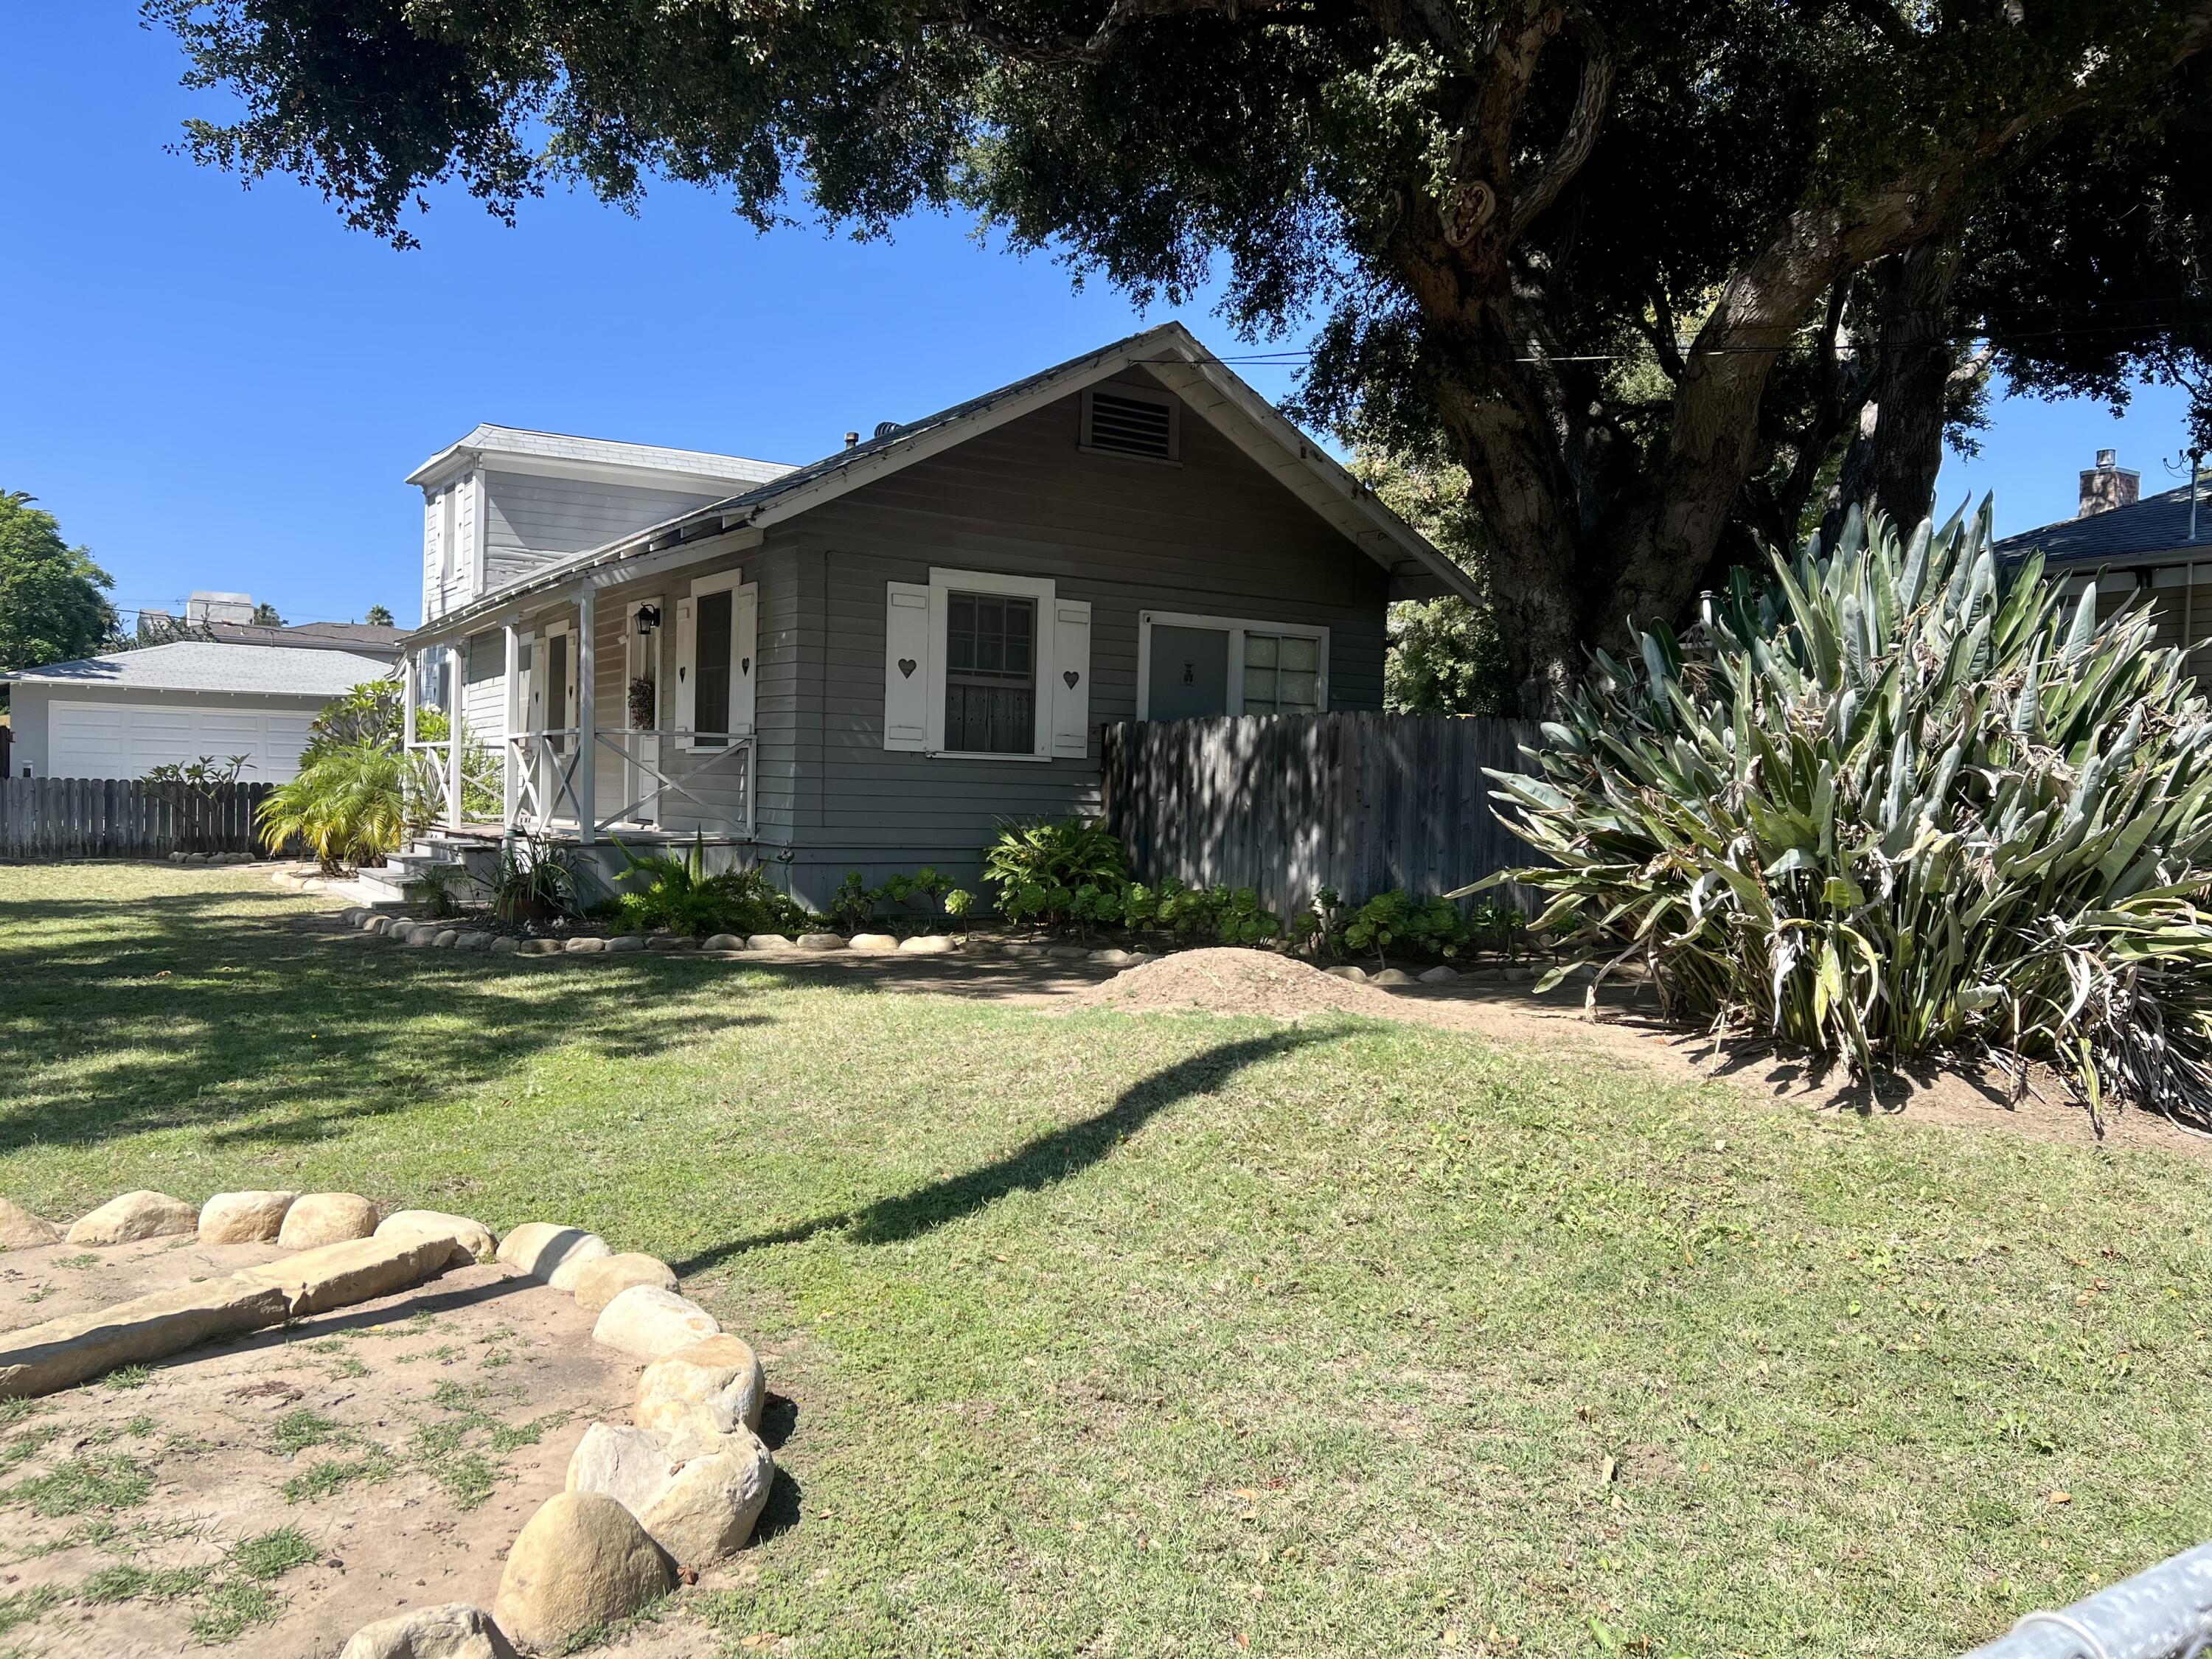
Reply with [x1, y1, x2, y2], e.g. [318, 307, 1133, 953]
[1281, 636, 1319, 672]
[1242, 631, 1321, 714]
[1245, 633, 1279, 669]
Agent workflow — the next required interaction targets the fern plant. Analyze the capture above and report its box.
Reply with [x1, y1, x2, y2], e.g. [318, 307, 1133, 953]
[1492, 502, 2212, 1123]
[255, 741, 405, 872]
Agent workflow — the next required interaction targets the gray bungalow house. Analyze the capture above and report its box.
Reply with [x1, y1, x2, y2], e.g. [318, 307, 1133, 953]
[395, 324, 1476, 905]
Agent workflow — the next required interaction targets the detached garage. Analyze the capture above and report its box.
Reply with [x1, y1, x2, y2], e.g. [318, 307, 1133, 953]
[3, 642, 389, 782]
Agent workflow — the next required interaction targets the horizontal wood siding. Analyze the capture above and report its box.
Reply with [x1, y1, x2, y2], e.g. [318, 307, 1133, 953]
[1099, 713, 1543, 917]
[784, 369, 1390, 879]
[482, 471, 725, 594]
[0, 778, 278, 859]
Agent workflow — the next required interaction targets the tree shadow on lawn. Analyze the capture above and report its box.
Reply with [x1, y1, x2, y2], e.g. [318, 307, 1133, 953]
[671, 1028, 1338, 1274]
[0, 885, 770, 1159]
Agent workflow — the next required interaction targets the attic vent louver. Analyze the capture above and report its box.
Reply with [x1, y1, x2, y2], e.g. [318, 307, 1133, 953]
[1082, 389, 1178, 461]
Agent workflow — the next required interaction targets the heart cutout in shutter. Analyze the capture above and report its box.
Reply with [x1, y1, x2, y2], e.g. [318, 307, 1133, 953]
[1062, 669, 1079, 688]
[897, 658, 917, 678]
[741, 657, 751, 674]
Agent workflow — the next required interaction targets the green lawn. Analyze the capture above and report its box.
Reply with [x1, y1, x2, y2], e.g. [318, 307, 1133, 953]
[5, 863, 2212, 1657]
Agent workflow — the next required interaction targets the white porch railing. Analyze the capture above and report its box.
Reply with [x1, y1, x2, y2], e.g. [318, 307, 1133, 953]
[503, 728, 754, 841]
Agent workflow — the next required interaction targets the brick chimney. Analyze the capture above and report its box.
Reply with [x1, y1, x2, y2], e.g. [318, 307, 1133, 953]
[2079, 448, 2141, 517]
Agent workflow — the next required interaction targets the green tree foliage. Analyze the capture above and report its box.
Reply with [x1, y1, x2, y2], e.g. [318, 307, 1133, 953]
[145, 1, 2212, 706]
[250, 602, 284, 627]
[0, 491, 118, 683]
[257, 740, 406, 872]
[364, 605, 395, 627]
[1354, 452, 1514, 716]
[1498, 504, 2212, 1124]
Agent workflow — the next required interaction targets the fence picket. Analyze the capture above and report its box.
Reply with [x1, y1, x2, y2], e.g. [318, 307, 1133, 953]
[0, 778, 276, 861]
[1104, 713, 1543, 917]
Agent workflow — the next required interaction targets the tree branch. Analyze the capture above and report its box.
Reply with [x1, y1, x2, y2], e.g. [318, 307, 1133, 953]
[1507, 19, 1614, 242]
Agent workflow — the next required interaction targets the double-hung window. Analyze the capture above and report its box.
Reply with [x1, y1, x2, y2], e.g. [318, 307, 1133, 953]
[944, 591, 1037, 754]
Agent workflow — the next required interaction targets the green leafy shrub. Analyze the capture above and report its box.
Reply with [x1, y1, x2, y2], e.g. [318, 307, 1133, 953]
[490, 832, 578, 923]
[613, 836, 807, 937]
[1123, 878, 1283, 943]
[1495, 503, 2212, 1120]
[256, 741, 404, 872]
[827, 866, 961, 931]
[982, 818, 1129, 927]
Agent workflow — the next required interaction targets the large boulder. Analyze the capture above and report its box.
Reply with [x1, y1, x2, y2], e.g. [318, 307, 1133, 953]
[66, 1190, 196, 1245]
[566, 1421, 776, 1568]
[197, 1190, 298, 1245]
[591, 1286, 720, 1363]
[0, 1275, 291, 1398]
[377, 1210, 497, 1266]
[0, 1198, 62, 1251]
[234, 1231, 458, 1318]
[635, 1335, 766, 1437]
[279, 1192, 379, 1249]
[492, 1492, 673, 1654]
[898, 934, 956, 955]
[338, 1603, 518, 1659]
[495, 1223, 612, 1291]
[572, 1253, 678, 1318]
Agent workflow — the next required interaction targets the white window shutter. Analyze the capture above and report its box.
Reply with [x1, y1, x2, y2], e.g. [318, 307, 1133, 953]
[1049, 598, 1092, 757]
[884, 581, 931, 751]
[732, 583, 759, 734]
[673, 597, 698, 748]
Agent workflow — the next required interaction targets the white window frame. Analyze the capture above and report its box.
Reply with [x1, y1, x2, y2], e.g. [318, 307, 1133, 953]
[1079, 385, 1181, 466]
[926, 567, 1057, 762]
[1135, 610, 1329, 720]
[678, 568, 757, 751]
[438, 485, 459, 590]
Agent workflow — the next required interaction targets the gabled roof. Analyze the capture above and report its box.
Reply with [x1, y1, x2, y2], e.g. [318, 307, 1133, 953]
[196, 620, 405, 655]
[3, 641, 391, 697]
[407, 424, 796, 491]
[1995, 482, 2212, 565]
[411, 324, 1480, 639]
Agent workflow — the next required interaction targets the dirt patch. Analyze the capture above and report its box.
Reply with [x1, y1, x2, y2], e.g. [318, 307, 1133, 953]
[1072, 947, 1399, 1021]
[0, 1234, 658, 1657]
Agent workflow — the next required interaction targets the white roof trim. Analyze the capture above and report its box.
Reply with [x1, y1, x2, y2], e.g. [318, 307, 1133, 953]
[407, 324, 1478, 642]
[407, 424, 796, 491]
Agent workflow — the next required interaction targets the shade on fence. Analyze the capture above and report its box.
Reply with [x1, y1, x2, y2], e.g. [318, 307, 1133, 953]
[0, 778, 275, 860]
[1099, 712, 1543, 918]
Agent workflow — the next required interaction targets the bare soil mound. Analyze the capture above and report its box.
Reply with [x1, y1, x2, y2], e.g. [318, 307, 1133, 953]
[1074, 947, 1397, 1021]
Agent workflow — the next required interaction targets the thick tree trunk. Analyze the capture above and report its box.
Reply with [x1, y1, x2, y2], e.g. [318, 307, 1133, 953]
[1822, 236, 1963, 546]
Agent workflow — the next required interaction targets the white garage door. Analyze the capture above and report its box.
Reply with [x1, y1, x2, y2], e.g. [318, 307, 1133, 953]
[49, 701, 317, 782]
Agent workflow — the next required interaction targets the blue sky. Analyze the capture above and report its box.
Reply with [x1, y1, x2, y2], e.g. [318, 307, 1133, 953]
[1, 5, 2197, 631]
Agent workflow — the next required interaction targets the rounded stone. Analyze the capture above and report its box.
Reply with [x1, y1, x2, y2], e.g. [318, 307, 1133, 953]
[492, 1492, 673, 1655]
[432, 930, 461, 948]
[378, 1209, 498, 1265]
[574, 1253, 679, 1317]
[745, 934, 797, 951]
[1088, 948, 1137, 966]
[702, 933, 742, 952]
[197, 1190, 299, 1245]
[899, 934, 956, 955]
[565, 936, 608, 955]
[278, 1192, 379, 1250]
[592, 1285, 722, 1362]
[795, 931, 846, 950]
[605, 935, 647, 953]
[457, 932, 493, 952]
[1370, 967, 1416, 987]
[496, 1222, 613, 1290]
[636, 1334, 766, 1437]
[338, 1601, 518, 1659]
[66, 1190, 197, 1246]
[0, 1197, 63, 1251]
[639, 1428, 774, 1567]
[846, 933, 900, 953]
[518, 938, 562, 956]
[488, 936, 522, 956]
[1323, 964, 1368, 981]
[1045, 943, 1089, 960]
[364, 916, 392, 935]
[1416, 964, 1461, 984]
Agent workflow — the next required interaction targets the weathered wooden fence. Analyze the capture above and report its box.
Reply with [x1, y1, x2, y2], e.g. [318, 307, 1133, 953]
[1099, 713, 1544, 917]
[0, 778, 276, 860]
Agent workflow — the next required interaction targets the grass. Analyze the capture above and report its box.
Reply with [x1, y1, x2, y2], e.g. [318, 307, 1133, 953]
[270, 1410, 341, 1455]
[227, 1526, 317, 1581]
[11, 864, 2212, 1653]
[78, 1562, 212, 1603]
[280, 1449, 395, 1505]
[2, 1455, 152, 1517]
[189, 1582, 282, 1644]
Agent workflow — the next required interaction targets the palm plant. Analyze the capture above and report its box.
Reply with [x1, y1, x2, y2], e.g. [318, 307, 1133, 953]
[257, 740, 406, 872]
[1493, 502, 2212, 1124]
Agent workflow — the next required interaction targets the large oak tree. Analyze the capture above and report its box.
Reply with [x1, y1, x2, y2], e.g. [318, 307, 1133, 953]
[147, 0, 2212, 704]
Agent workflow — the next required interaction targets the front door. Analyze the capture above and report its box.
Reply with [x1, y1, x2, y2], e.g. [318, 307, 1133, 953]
[1147, 625, 1231, 720]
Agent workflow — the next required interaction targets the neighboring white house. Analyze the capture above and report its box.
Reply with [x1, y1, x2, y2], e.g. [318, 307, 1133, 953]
[2, 641, 389, 782]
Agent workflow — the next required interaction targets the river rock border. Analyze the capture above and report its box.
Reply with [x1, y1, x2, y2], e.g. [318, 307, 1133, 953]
[1, 1189, 776, 1658]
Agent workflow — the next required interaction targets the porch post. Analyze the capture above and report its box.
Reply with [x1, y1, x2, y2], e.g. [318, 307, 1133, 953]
[575, 584, 597, 846]
[401, 652, 417, 749]
[445, 641, 465, 829]
[501, 619, 520, 837]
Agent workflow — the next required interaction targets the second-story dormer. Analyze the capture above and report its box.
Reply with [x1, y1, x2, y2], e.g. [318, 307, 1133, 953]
[407, 425, 795, 623]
